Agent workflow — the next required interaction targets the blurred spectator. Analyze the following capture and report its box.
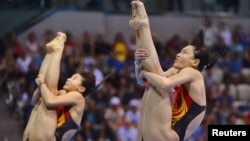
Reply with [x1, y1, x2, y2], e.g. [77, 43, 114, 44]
[205, 86, 218, 113]
[228, 113, 244, 125]
[32, 46, 46, 71]
[93, 32, 113, 74]
[215, 98, 232, 124]
[5, 63, 24, 114]
[104, 96, 125, 130]
[125, 99, 140, 126]
[243, 112, 250, 124]
[203, 69, 219, 88]
[117, 119, 137, 141]
[212, 35, 228, 63]
[112, 32, 128, 63]
[24, 31, 41, 59]
[90, 90, 109, 108]
[216, 84, 234, 108]
[217, 19, 232, 46]
[116, 76, 134, 106]
[112, 32, 128, 73]
[152, 32, 164, 58]
[63, 31, 77, 57]
[228, 33, 244, 55]
[0, 50, 16, 97]
[102, 119, 120, 141]
[81, 30, 95, 58]
[5, 32, 22, 59]
[82, 99, 105, 140]
[232, 24, 249, 48]
[86, 62, 105, 91]
[25, 63, 39, 87]
[16, 48, 32, 74]
[201, 15, 219, 49]
[224, 52, 243, 83]
[94, 32, 112, 58]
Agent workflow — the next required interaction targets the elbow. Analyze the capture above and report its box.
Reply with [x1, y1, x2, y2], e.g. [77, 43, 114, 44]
[43, 98, 56, 108]
[156, 69, 164, 76]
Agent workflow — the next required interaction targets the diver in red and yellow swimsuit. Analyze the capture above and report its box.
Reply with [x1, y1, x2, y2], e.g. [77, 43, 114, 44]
[130, 1, 224, 141]
[23, 32, 97, 141]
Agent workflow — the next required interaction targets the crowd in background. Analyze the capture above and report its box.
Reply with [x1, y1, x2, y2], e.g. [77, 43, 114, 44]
[0, 14, 250, 141]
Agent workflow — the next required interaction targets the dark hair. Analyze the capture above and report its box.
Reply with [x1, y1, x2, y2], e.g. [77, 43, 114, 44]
[79, 71, 96, 96]
[190, 29, 226, 71]
[79, 68, 115, 96]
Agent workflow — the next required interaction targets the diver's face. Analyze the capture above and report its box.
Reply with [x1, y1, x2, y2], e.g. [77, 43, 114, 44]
[63, 73, 83, 92]
[173, 45, 198, 69]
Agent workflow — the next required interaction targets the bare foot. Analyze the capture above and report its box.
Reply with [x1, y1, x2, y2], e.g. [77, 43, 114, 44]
[129, 0, 149, 30]
[46, 32, 66, 52]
